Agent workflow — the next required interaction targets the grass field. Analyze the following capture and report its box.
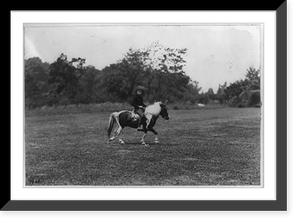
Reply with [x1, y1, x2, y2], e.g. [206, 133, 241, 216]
[25, 107, 261, 186]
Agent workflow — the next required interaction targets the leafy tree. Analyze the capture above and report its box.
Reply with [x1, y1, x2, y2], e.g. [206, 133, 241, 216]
[245, 66, 260, 90]
[47, 54, 86, 105]
[223, 66, 261, 106]
[101, 63, 129, 102]
[75, 65, 102, 104]
[182, 81, 202, 104]
[100, 42, 191, 103]
[141, 41, 189, 102]
[25, 57, 49, 108]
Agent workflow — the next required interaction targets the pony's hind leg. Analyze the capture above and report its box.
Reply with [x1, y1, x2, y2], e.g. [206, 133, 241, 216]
[115, 126, 125, 144]
[114, 117, 125, 144]
[108, 126, 118, 142]
[141, 132, 149, 146]
[109, 118, 124, 144]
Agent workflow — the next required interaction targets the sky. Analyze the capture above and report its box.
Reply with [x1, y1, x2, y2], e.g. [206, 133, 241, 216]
[24, 24, 262, 92]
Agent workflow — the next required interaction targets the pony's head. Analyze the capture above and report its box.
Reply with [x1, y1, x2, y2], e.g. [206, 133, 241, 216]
[158, 103, 170, 120]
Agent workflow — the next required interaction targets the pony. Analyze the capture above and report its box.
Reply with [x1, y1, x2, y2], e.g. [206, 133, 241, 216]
[107, 102, 169, 145]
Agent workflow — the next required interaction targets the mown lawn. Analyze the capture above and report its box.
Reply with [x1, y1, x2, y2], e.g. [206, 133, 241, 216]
[25, 107, 261, 186]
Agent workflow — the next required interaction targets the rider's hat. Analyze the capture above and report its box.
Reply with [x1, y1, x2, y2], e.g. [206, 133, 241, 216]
[132, 85, 146, 95]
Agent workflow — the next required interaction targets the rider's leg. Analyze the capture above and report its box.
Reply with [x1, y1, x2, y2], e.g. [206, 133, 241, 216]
[136, 109, 145, 130]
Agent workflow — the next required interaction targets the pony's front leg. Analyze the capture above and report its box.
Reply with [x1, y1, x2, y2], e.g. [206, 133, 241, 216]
[148, 127, 159, 144]
[154, 135, 159, 144]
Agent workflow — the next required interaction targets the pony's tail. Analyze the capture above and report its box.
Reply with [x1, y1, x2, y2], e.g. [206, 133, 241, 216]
[107, 113, 116, 139]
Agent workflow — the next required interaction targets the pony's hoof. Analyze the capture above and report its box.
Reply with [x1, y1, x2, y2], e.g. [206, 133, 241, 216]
[155, 140, 159, 144]
[119, 139, 125, 144]
[108, 137, 115, 142]
[141, 142, 149, 146]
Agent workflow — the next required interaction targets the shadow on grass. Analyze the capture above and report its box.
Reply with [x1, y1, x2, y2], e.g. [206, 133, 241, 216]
[106, 141, 180, 147]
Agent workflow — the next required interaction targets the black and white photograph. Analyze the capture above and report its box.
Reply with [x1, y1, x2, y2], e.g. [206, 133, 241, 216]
[24, 24, 262, 186]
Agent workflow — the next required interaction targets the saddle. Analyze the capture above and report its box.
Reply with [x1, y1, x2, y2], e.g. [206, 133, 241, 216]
[130, 111, 140, 121]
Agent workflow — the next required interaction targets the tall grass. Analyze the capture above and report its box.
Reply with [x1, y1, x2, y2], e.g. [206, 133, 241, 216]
[25, 102, 227, 117]
[25, 102, 129, 117]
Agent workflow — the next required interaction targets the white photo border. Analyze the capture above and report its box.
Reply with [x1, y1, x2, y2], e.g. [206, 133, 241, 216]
[7, 5, 287, 210]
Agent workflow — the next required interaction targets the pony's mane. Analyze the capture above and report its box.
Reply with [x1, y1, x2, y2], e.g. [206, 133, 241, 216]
[145, 102, 162, 116]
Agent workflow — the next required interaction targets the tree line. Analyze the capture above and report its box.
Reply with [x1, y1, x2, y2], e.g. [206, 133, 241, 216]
[197, 66, 261, 106]
[25, 41, 260, 109]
